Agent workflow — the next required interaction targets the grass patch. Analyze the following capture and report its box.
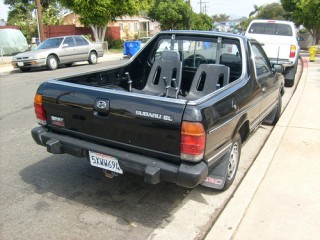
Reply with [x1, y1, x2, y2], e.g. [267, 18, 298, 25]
[107, 48, 123, 53]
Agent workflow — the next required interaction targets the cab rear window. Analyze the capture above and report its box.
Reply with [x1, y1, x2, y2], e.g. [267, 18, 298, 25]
[248, 23, 293, 36]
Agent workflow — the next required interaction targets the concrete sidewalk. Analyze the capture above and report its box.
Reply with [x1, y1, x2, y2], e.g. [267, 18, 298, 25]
[206, 57, 320, 239]
[0, 51, 124, 75]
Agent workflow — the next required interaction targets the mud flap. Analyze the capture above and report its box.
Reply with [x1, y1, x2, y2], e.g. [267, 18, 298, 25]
[200, 151, 230, 189]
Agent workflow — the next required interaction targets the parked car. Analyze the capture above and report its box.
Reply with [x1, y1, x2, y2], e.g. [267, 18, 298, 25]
[245, 20, 300, 87]
[31, 31, 284, 191]
[11, 35, 104, 72]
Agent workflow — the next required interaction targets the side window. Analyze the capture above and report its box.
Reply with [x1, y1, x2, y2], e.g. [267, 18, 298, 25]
[63, 37, 75, 47]
[74, 36, 89, 46]
[251, 43, 271, 77]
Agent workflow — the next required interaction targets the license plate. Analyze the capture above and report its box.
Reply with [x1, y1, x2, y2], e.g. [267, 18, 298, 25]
[17, 62, 24, 66]
[89, 151, 123, 174]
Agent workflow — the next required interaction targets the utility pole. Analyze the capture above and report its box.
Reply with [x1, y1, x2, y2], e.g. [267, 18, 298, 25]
[35, 0, 44, 42]
[203, 2, 207, 14]
[198, 0, 208, 14]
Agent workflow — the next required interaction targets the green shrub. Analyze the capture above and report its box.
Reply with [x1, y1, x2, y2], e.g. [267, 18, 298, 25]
[107, 39, 124, 49]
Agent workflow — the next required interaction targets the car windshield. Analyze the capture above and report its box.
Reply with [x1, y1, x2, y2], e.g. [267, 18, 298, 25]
[37, 38, 64, 49]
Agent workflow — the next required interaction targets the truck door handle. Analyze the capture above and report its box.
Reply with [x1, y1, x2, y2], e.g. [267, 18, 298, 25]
[93, 111, 108, 118]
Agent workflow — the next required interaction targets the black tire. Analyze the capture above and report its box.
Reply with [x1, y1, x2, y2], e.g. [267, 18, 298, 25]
[88, 51, 98, 64]
[284, 64, 297, 87]
[20, 67, 31, 72]
[263, 94, 282, 126]
[46, 55, 59, 70]
[222, 133, 241, 190]
[285, 79, 294, 87]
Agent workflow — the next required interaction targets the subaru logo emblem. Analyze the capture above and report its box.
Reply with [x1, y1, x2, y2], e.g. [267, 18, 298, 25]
[96, 100, 107, 109]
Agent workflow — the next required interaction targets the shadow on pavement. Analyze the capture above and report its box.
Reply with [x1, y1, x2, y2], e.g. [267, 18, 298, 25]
[19, 154, 189, 228]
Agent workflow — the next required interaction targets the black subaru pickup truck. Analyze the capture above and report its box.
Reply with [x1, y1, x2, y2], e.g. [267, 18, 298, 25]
[32, 31, 284, 190]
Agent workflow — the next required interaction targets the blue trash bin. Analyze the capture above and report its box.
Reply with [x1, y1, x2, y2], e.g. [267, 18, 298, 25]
[124, 41, 141, 57]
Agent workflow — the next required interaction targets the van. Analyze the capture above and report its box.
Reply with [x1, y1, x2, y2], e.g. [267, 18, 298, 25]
[245, 20, 299, 87]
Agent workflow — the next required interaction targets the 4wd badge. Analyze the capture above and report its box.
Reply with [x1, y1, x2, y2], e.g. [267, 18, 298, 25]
[50, 115, 65, 127]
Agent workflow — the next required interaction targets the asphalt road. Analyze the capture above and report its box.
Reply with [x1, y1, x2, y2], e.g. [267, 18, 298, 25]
[0, 60, 300, 240]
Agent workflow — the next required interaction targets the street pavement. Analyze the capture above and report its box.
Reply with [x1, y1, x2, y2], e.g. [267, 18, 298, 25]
[1, 50, 319, 239]
[206, 56, 320, 240]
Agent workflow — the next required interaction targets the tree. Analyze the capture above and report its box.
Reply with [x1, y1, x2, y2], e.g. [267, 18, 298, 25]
[148, 0, 193, 30]
[241, 3, 286, 32]
[192, 13, 213, 31]
[6, 1, 37, 41]
[42, 3, 64, 25]
[5, 0, 63, 41]
[256, 3, 285, 20]
[58, 0, 151, 42]
[249, 5, 261, 17]
[281, 0, 320, 45]
[5, 0, 57, 9]
[212, 14, 229, 23]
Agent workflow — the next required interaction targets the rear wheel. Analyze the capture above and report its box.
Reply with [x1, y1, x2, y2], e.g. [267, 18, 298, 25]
[46, 55, 59, 70]
[284, 64, 298, 87]
[88, 51, 97, 64]
[263, 94, 282, 126]
[223, 133, 241, 190]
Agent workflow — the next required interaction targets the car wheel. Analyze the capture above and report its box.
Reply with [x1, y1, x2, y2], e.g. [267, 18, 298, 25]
[284, 64, 297, 87]
[88, 51, 97, 64]
[223, 133, 241, 190]
[263, 93, 282, 126]
[285, 79, 294, 87]
[20, 67, 31, 72]
[47, 55, 59, 70]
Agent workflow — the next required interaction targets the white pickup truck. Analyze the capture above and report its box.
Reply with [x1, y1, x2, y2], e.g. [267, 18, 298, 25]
[245, 20, 300, 87]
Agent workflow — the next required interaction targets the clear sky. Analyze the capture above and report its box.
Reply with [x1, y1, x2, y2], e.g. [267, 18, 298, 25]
[0, 0, 281, 21]
[0, 0, 9, 21]
[191, 0, 280, 19]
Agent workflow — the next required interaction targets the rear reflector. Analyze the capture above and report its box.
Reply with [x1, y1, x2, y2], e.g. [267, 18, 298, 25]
[181, 121, 205, 162]
[34, 94, 47, 125]
[290, 45, 297, 58]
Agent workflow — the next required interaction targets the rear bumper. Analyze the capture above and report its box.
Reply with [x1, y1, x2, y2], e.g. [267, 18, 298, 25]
[31, 126, 208, 188]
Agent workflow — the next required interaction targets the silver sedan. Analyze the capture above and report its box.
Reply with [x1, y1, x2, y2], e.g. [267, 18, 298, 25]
[11, 35, 104, 72]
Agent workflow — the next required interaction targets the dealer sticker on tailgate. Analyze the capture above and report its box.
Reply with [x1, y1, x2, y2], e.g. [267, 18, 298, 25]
[89, 151, 123, 174]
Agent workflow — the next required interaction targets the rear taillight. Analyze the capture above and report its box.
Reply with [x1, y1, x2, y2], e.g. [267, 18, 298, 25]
[290, 45, 297, 58]
[34, 94, 47, 125]
[181, 121, 205, 162]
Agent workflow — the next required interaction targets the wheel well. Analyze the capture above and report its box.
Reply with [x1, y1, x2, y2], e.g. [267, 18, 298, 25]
[238, 120, 249, 143]
[47, 54, 60, 64]
[90, 50, 97, 55]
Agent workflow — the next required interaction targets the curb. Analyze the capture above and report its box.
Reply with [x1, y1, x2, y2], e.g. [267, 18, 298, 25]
[205, 58, 308, 239]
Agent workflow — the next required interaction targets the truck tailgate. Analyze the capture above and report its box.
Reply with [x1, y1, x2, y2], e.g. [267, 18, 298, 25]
[39, 81, 187, 162]
[251, 36, 293, 60]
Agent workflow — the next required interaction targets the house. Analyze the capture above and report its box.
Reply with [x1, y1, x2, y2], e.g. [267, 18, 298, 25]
[62, 13, 160, 40]
[213, 20, 242, 33]
[62, 12, 82, 27]
[110, 16, 160, 39]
